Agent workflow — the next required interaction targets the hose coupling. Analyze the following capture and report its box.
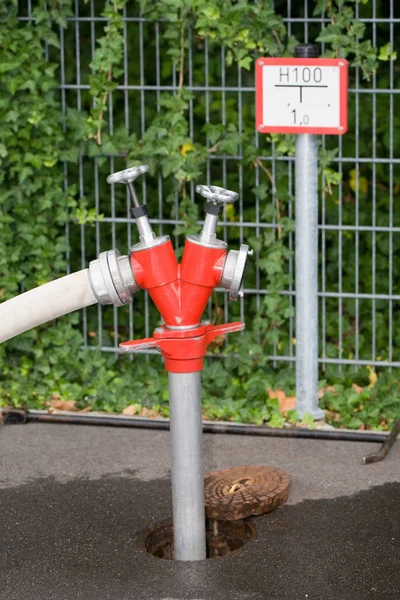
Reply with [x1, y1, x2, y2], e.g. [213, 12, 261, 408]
[88, 249, 139, 306]
[220, 244, 251, 301]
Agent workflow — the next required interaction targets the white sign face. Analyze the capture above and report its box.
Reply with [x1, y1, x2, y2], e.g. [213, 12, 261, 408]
[255, 58, 348, 135]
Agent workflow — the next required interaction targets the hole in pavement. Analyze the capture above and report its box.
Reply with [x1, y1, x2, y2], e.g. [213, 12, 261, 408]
[144, 518, 256, 560]
[223, 477, 252, 495]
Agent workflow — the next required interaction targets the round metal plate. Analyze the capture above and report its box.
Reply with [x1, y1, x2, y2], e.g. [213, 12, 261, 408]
[204, 465, 290, 521]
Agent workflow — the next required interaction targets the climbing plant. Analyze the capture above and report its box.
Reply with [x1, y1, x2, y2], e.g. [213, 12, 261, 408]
[0, 0, 399, 431]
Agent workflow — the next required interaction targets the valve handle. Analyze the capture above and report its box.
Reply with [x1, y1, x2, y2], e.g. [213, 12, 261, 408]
[195, 184, 238, 205]
[107, 165, 149, 185]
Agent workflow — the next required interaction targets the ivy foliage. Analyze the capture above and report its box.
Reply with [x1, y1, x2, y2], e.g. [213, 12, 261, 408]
[0, 1, 107, 405]
[315, 0, 397, 77]
[0, 3, 71, 294]
[0, 0, 399, 432]
[87, 0, 128, 144]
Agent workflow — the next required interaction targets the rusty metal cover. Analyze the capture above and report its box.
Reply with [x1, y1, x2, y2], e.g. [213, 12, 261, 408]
[204, 465, 290, 520]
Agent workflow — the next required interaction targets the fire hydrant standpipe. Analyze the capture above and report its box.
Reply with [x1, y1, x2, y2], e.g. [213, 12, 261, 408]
[91, 168, 250, 561]
[0, 165, 250, 561]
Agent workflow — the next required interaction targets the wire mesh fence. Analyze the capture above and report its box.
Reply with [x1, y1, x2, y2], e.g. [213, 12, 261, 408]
[18, 0, 400, 374]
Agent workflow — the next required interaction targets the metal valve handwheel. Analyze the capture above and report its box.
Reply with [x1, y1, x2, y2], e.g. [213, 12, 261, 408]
[107, 165, 149, 185]
[196, 184, 238, 204]
[107, 165, 149, 211]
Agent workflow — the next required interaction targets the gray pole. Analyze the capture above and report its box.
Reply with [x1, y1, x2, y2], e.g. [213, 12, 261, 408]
[295, 134, 324, 420]
[168, 371, 207, 561]
[294, 44, 324, 420]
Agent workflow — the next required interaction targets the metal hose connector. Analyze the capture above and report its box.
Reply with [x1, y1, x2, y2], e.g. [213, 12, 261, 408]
[88, 249, 139, 306]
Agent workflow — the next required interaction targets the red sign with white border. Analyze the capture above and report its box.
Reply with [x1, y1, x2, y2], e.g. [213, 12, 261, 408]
[255, 58, 348, 135]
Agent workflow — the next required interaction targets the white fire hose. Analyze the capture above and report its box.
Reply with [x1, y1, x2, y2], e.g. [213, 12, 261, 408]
[0, 270, 97, 343]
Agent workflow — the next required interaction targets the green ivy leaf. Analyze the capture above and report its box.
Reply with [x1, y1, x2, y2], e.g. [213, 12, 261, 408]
[378, 43, 397, 62]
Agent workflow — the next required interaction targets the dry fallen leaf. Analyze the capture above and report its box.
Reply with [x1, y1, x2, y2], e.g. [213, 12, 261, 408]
[208, 334, 225, 348]
[268, 389, 296, 413]
[352, 384, 363, 393]
[122, 404, 141, 416]
[318, 386, 336, 399]
[140, 407, 162, 419]
[49, 398, 78, 412]
[327, 410, 341, 422]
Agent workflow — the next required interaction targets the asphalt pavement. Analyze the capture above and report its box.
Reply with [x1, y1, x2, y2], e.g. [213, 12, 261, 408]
[0, 423, 399, 599]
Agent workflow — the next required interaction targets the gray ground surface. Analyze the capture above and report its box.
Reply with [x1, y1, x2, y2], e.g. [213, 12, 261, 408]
[0, 423, 399, 599]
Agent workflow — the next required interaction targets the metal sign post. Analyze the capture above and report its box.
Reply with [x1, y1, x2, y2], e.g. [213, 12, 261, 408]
[255, 44, 348, 418]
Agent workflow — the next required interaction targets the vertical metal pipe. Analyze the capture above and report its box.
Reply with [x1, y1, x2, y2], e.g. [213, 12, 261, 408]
[168, 371, 206, 561]
[295, 134, 324, 420]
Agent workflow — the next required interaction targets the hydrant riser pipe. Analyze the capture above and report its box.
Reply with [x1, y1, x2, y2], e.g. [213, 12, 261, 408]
[295, 135, 325, 419]
[168, 371, 207, 561]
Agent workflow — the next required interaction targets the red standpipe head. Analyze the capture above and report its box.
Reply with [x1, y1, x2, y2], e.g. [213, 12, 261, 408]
[110, 174, 250, 373]
[129, 237, 227, 328]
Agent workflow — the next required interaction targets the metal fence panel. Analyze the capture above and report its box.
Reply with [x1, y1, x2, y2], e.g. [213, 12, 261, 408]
[18, 0, 400, 371]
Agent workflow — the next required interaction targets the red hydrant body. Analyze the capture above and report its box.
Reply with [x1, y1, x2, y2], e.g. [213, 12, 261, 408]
[122, 236, 245, 372]
[130, 237, 225, 327]
[106, 176, 250, 374]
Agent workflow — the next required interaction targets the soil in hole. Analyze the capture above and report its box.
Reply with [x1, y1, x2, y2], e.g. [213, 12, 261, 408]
[144, 518, 256, 560]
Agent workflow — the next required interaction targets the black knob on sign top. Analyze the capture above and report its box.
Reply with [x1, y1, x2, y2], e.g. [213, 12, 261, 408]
[294, 44, 319, 58]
